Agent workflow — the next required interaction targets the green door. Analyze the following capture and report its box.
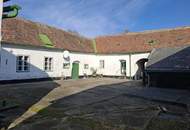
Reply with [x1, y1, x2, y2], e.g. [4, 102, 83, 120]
[72, 62, 79, 79]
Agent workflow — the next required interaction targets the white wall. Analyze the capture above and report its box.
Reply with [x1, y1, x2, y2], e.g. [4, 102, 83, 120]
[130, 53, 150, 76]
[95, 53, 150, 77]
[62, 53, 98, 77]
[0, 45, 63, 80]
[0, 44, 98, 80]
[0, 44, 150, 81]
[96, 55, 129, 76]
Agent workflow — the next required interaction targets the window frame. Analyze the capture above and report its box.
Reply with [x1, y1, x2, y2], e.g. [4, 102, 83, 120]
[84, 64, 89, 69]
[99, 60, 105, 69]
[16, 55, 30, 73]
[63, 62, 70, 69]
[120, 61, 126, 75]
[44, 57, 53, 72]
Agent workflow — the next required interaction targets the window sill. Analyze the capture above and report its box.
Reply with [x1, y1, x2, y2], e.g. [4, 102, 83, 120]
[16, 71, 30, 73]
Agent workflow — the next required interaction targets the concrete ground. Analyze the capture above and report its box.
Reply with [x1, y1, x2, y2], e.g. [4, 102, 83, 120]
[0, 78, 189, 130]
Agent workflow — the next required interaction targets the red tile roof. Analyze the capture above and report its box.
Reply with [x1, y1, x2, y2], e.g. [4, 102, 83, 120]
[2, 18, 94, 53]
[2, 18, 190, 54]
[95, 27, 190, 54]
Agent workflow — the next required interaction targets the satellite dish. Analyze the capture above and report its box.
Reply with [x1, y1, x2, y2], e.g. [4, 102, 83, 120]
[63, 50, 70, 59]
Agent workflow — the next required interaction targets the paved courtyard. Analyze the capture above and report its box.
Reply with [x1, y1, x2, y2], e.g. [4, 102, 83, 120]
[0, 78, 189, 130]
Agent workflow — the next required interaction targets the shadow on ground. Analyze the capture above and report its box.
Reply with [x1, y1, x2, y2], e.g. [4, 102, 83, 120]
[0, 81, 59, 129]
[8, 80, 190, 130]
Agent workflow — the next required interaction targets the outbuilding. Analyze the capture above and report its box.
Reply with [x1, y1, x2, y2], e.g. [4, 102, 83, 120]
[146, 46, 190, 89]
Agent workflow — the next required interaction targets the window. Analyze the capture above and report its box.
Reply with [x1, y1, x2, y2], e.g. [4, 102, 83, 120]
[16, 56, 30, 72]
[63, 63, 70, 69]
[99, 60, 104, 69]
[84, 64, 89, 69]
[44, 57, 53, 71]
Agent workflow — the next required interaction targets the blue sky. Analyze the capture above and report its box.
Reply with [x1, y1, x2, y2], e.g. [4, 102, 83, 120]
[5, 0, 190, 38]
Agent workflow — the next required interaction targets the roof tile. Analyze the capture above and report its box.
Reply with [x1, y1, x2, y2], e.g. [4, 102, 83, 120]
[2, 18, 94, 53]
[95, 27, 190, 54]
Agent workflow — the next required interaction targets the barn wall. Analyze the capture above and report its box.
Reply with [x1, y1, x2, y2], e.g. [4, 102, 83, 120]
[95, 53, 149, 77]
[130, 53, 150, 77]
[96, 55, 129, 76]
[0, 45, 63, 80]
[62, 53, 98, 77]
[147, 72, 190, 89]
[0, 44, 150, 81]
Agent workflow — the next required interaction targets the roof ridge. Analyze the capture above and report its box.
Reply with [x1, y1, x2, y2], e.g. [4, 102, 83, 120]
[10, 17, 190, 39]
[96, 26, 190, 38]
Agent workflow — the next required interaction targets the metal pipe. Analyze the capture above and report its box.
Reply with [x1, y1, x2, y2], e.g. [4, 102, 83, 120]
[0, 1, 3, 68]
[129, 54, 132, 79]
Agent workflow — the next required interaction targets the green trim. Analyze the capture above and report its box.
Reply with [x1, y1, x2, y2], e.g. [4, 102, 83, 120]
[92, 39, 97, 53]
[39, 34, 54, 48]
[2, 42, 63, 52]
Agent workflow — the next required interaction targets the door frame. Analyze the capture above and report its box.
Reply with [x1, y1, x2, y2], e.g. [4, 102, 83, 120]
[71, 61, 80, 79]
[120, 60, 126, 76]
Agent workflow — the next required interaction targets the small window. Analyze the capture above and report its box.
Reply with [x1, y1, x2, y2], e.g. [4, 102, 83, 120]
[99, 60, 105, 69]
[5, 59, 8, 65]
[84, 64, 89, 69]
[44, 57, 53, 71]
[63, 63, 70, 69]
[16, 56, 30, 72]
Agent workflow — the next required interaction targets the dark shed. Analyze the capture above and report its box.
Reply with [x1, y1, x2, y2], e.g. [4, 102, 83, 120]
[146, 45, 190, 89]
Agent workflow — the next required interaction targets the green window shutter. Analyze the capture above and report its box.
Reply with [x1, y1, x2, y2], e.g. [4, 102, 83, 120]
[39, 34, 54, 48]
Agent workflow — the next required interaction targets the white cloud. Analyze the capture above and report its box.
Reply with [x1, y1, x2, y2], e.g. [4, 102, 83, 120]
[15, 0, 151, 37]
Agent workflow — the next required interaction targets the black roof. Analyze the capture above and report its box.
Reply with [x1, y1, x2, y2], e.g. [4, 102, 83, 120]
[146, 45, 190, 72]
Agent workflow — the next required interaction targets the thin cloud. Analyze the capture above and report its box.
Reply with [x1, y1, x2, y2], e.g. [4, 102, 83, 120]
[11, 0, 151, 37]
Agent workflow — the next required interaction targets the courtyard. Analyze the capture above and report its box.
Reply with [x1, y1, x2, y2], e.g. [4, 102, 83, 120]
[0, 78, 189, 130]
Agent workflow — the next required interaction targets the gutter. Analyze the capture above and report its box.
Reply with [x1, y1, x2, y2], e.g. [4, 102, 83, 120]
[0, 2, 2, 68]
[1, 42, 96, 54]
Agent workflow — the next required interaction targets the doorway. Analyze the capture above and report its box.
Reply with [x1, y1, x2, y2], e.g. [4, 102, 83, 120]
[72, 61, 79, 79]
[136, 58, 148, 84]
[120, 60, 126, 76]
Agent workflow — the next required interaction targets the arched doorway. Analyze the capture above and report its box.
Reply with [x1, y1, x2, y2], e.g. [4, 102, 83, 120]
[136, 58, 148, 84]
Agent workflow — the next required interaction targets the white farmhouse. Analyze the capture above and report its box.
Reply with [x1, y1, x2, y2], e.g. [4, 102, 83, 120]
[1, 18, 190, 82]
